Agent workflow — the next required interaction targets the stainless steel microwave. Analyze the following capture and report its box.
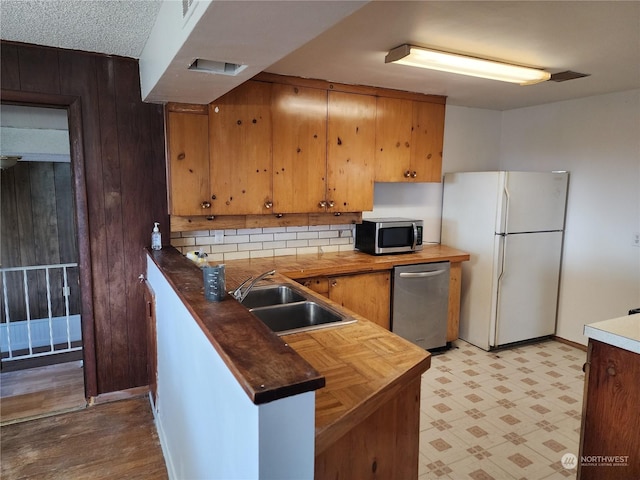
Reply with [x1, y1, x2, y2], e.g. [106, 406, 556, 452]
[355, 218, 423, 255]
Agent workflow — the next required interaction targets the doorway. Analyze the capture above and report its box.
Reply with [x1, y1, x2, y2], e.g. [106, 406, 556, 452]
[0, 104, 86, 423]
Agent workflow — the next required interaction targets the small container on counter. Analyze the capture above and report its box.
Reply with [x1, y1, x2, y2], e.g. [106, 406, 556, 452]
[203, 264, 226, 302]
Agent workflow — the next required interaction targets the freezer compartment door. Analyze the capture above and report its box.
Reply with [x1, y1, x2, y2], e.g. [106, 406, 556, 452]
[493, 231, 563, 347]
[392, 262, 450, 350]
[501, 171, 569, 234]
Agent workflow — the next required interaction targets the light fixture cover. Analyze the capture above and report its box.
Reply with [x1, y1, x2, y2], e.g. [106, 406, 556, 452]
[385, 44, 550, 85]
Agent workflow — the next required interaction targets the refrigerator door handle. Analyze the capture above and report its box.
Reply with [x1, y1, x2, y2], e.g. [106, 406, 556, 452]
[399, 270, 448, 278]
[502, 176, 511, 234]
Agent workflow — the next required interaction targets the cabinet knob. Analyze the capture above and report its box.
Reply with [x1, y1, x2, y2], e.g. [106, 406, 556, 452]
[404, 170, 411, 178]
[327, 200, 335, 208]
[264, 201, 273, 209]
[319, 200, 327, 208]
[275, 213, 283, 218]
[331, 281, 337, 287]
[201, 201, 211, 209]
[411, 171, 417, 178]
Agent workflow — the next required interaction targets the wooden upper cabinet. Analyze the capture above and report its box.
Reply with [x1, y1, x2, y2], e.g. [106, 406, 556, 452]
[411, 101, 445, 182]
[166, 106, 210, 216]
[272, 84, 328, 214]
[375, 96, 412, 180]
[374, 98, 445, 183]
[209, 81, 273, 215]
[326, 91, 376, 213]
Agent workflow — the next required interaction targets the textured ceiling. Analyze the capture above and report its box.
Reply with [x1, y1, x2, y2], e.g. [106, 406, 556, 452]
[0, 0, 161, 58]
[1, 1, 639, 110]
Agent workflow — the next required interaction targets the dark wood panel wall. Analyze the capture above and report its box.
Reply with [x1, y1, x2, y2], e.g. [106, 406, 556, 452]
[1, 162, 81, 321]
[1, 41, 169, 396]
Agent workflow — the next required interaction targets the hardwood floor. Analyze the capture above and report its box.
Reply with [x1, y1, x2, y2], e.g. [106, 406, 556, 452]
[1, 396, 168, 479]
[1, 361, 86, 425]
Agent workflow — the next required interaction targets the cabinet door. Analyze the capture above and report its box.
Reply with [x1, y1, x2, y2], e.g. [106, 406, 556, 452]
[375, 96, 412, 182]
[329, 272, 391, 329]
[410, 101, 445, 182]
[209, 81, 273, 215]
[326, 91, 375, 212]
[272, 84, 327, 214]
[167, 109, 210, 216]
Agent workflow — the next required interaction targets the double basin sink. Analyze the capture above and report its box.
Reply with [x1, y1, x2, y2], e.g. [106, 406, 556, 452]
[240, 283, 356, 335]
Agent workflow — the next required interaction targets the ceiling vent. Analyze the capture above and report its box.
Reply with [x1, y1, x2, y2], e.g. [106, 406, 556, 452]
[188, 59, 247, 76]
[182, 0, 194, 17]
[549, 71, 591, 82]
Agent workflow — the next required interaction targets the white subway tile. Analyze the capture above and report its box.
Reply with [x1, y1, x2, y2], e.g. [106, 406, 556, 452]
[224, 235, 250, 244]
[318, 230, 339, 239]
[286, 239, 309, 248]
[274, 248, 297, 257]
[211, 244, 238, 254]
[238, 242, 263, 252]
[250, 233, 274, 242]
[309, 239, 331, 247]
[171, 237, 195, 247]
[330, 237, 351, 246]
[170, 231, 182, 239]
[263, 241, 287, 249]
[308, 225, 327, 232]
[339, 244, 356, 252]
[206, 253, 225, 263]
[237, 228, 263, 235]
[286, 226, 309, 232]
[320, 245, 341, 253]
[250, 249, 274, 259]
[330, 224, 352, 231]
[263, 227, 287, 233]
[296, 231, 319, 240]
[223, 251, 250, 261]
[222, 229, 237, 235]
[274, 232, 297, 241]
[190, 230, 212, 237]
[296, 246, 320, 256]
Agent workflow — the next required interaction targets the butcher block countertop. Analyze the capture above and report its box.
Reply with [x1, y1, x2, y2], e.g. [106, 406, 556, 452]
[148, 245, 469, 453]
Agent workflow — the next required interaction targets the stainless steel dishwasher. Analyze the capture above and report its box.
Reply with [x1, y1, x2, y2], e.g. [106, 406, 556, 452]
[392, 262, 450, 350]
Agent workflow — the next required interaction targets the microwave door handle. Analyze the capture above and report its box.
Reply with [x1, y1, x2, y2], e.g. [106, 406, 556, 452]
[399, 270, 447, 278]
[412, 222, 418, 251]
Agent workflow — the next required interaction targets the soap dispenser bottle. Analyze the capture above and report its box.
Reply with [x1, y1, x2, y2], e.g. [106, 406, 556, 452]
[151, 222, 162, 250]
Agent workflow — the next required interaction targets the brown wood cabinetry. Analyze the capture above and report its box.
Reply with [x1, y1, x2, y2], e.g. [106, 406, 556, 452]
[375, 97, 445, 183]
[578, 339, 640, 480]
[326, 91, 376, 212]
[166, 104, 210, 216]
[209, 81, 273, 215]
[300, 271, 391, 329]
[315, 376, 421, 479]
[271, 83, 328, 213]
[166, 74, 446, 224]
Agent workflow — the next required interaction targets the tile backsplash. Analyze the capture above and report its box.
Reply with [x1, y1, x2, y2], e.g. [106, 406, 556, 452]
[171, 224, 355, 262]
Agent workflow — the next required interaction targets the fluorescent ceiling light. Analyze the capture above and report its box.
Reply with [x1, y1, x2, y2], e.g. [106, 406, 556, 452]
[385, 44, 551, 85]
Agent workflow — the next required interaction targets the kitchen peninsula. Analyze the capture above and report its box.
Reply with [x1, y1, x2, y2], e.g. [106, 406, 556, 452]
[146, 245, 469, 479]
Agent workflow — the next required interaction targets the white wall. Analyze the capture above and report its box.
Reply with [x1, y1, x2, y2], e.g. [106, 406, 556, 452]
[147, 257, 315, 480]
[499, 89, 640, 345]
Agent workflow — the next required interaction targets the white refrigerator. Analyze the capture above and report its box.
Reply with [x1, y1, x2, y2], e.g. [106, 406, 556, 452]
[441, 171, 569, 350]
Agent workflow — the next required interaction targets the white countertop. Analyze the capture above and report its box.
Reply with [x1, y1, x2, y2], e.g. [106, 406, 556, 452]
[584, 313, 640, 354]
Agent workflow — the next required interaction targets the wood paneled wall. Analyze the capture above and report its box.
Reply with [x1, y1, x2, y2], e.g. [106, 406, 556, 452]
[1, 161, 80, 321]
[1, 41, 168, 396]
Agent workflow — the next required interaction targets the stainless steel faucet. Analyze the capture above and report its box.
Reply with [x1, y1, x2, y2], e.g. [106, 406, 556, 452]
[231, 269, 276, 302]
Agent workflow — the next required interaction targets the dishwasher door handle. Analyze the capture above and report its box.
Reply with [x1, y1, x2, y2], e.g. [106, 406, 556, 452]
[399, 270, 447, 278]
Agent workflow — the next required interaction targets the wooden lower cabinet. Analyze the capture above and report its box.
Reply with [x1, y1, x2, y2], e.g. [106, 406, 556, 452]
[578, 339, 640, 480]
[300, 272, 391, 329]
[315, 376, 421, 479]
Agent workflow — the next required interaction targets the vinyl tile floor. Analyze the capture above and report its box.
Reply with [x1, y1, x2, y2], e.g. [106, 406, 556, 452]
[419, 339, 586, 480]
